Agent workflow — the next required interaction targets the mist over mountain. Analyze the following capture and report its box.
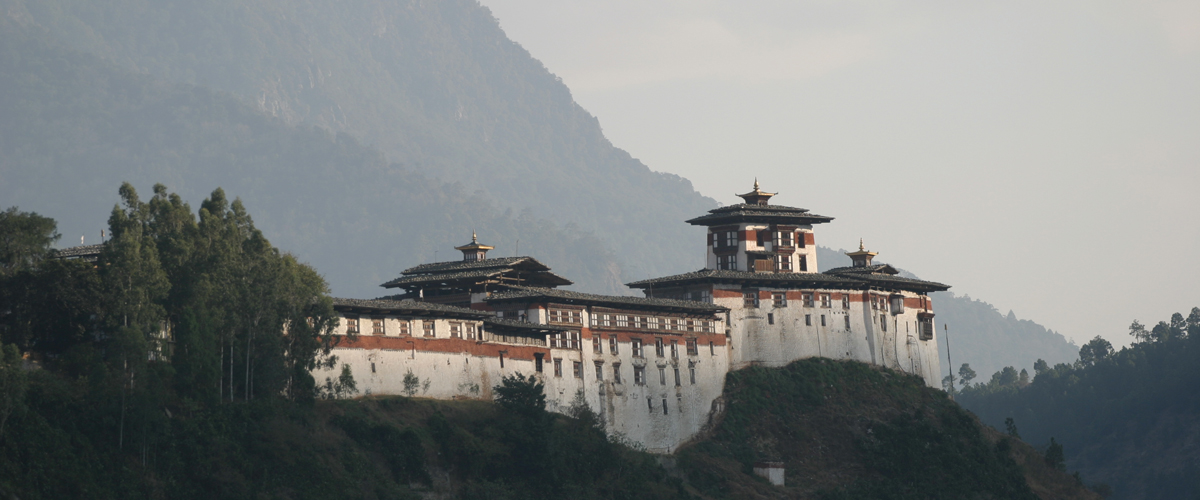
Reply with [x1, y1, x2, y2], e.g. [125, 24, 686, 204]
[0, 27, 625, 297]
[0, 0, 715, 288]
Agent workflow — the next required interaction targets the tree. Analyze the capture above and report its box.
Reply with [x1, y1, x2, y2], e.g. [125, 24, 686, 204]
[959, 363, 977, 387]
[1018, 368, 1030, 387]
[0, 342, 26, 441]
[0, 207, 59, 277]
[494, 372, 546, 418]
[1078, 336, 1113, 365]
[1128, 320, 1150, 344]
[1005, 417, 1021, 439]
[991, 366, 1019, 387]
[1033, 359, 1049, 376]
[1045, 437, 1065, 471]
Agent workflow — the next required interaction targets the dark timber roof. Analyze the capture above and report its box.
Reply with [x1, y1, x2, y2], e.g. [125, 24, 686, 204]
[484, 317, 573, 333]
[686, 204, 834, 226]
[382, 256, 572, 289]
[626, 268, 950, 293]
[55, 244, 105, 262]
[331, 298, 489, 319]
[486, 286, 727, 314]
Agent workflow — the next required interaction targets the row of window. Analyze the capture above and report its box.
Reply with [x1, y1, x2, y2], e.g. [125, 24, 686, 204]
[343, 317, 476, 339]
[717, 254, 808, 272]
[591, 314, 717, 333]
[550, 358, 700, 387]
[712, 230, 807, 249]
[744, 292, 846, 309]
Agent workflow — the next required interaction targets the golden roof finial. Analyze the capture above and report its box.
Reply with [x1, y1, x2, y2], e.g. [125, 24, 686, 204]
[859, 238, 865, 251]
[472, 230, 478, 243]
[753, 177, 759, 190]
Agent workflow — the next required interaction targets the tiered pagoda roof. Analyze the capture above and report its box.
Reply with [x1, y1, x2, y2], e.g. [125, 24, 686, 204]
[381, 256, 572, 291]
[685, 203, 834, 226]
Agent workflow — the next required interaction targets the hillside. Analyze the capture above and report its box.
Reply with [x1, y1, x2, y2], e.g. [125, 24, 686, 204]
[0, 0, 716, 291]
[0, 355, 1099, 499]
[818, 247, 1079, 383]
[0, 28, 625, 295]
[956, 308, 1200, 499]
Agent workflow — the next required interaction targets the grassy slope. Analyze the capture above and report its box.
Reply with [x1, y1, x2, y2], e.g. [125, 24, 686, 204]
[674, 359, 1098, 500]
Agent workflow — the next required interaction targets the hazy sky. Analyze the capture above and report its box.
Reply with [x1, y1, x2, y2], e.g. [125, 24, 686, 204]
[479, 0, 1200, 347]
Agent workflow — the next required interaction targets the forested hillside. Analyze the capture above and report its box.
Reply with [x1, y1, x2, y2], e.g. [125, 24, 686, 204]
[956, 309, 1200, 499]
[818, 247, 1079, 384]
[0, 0, 715, 293]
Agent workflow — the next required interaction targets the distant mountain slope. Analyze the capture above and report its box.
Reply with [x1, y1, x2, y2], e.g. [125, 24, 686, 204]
[956, 311, 1200, 499]
[818, 247, 1078, 380]
[0, 29, 623, 296]
[0, 0, 716, 283]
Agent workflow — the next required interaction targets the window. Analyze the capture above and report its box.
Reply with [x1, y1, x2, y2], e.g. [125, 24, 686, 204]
[744, 291, 759, 308]
[655, 338, 665, 357]
[717, 230, 737, 248]
[593, 335, 602, 353]
[371, 362, 376, 373]
[674, 368, 681, 386]
[686, 319, 696, 332]
[773, 292, 787, 307]
[670, 340, 678, 358]
[613, 363, 622, 384]
[372, 318, 384, 335]
[647, 398, 654, 411]
[775, 254, 792, 272]
[768, 313, 774, 325]
[466, 323, 477, 340]
[662, 399, 669, 415]
[821, 315, 826, 327]
[709, 341, 715, 355]
[648, 317, 660, 330]
[634, 366, 645, 385]
[609, 336, 618, 354]
[615, 315, 629, 327]
[842, 294, 850, 309]
[798, 231, 807, 248]
[774, 230, 794, 247]
[398, 320, 410, 336]
[659, 367, 666, 385]
[871, 295, 879, 311]
[918, 315, 935, 340]
[549, 309, 582, 325]
[891, 295, 905, 314]
[632, 338, 643, 357]
[450, 322, 462, 338]
[821, 294, 832, 308]
[690, 366, 697, 384]
[345, 316, 360, 334]
[422, 321, 434, 337]
[594, 361, 604, 380]
[805, 314, 812, 326]
[881, 314, 888, 331]
[798, 255, 808, 271]
[535, 353, 543, 373]
[635, 316, 649, 329]
[717, 254, 737, 270]
[550, 331, 581, 349]
[802, 293, 815, 307]
[573, 361, 582, 379]
[845, 315, 851, 330]
[553, 358, 563, 377]
[686, 338, 698, 356]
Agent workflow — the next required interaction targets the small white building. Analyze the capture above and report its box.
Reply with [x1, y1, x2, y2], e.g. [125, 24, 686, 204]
[316, 181, 949, 452]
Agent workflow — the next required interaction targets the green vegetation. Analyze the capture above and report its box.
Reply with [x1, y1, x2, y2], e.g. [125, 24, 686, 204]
[674, 358, 1093, 499]
[957, 308, 1200, 499]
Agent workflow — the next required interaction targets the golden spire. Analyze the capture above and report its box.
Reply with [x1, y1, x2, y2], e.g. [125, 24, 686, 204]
[472, 230, 478, 244]
[859, 238, 865, 251]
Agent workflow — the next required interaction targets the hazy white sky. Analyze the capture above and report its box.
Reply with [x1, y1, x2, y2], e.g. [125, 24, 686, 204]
[479, 0, 1200, 347]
